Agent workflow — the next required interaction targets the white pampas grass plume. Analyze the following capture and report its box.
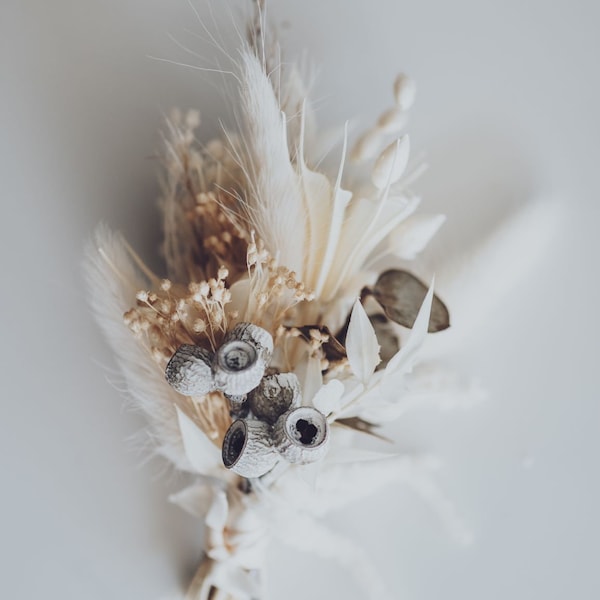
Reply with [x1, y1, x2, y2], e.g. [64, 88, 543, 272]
[238, 49, 306, 275]
[84, 225, 188, 468]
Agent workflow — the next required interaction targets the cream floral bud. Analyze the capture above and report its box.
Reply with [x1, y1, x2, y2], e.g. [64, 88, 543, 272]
[376, 106, 409, 134]
[222, 418, 279, 478]
[371, 135, 410, 189]
[165, 345, 214, 396]
[350, 129, 384, 163]
[213, 323, 273, 396]
[393, 73, 417, 110]
[273, 406, 329, 464]
[248, 373, 301, 425]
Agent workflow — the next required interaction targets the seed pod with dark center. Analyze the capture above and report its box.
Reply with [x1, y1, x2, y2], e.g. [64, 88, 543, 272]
[221, 418, 279, 478]
[273, 406, 329, 464]
[213, 323, 274, 396]
[248, 373, 301, 425]
[165, 345, 214, 396]
[372, 269, 450, 332]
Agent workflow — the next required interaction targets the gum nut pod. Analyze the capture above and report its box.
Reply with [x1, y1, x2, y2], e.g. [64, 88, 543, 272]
[273, 406, 329, 465]
[165, 345, 214, 396]
[222, 418, 280, 478]
[213, 323, 274, 396]
[226, 394, 250, 418]
[248, 373, 302, 425]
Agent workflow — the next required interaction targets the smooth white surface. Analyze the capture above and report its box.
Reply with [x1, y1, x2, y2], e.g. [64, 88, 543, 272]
[2, 1, 599, 598]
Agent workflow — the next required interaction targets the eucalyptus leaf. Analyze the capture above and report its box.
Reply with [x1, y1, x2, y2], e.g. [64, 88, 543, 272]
[369, 314, 400, 369]
[373, 269, 450, 332]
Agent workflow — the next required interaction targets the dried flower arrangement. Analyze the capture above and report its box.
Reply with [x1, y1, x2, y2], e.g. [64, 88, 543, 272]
[82, 3, 507, 599]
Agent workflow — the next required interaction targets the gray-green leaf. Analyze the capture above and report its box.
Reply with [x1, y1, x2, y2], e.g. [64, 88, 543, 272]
[373, 269, 450, 332]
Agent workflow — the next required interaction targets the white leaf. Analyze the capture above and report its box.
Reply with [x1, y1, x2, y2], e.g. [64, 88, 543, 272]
[312, 380, 345, 415]
[346, 299, 381, 382]
[383, 279, 434, 382]
[176, 406, 222, 476]
[295, 349, 323, 405]
[390, 213, 446, 260]
[205, 490, 229, 531]
[314, 124, 353, 296]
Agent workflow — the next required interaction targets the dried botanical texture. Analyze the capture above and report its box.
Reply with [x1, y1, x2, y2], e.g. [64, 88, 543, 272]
[159, 110, 249, 284]
[372, 269, 450, 332]
[213, 322, 273, 396]
[222, 418, 279, 477]
[86, 227, 232, 456]
[83, 4, 562, 599]
[165, 344, 214, 396]
[272, 406, 329, 464]
[248, 373, 301, 424]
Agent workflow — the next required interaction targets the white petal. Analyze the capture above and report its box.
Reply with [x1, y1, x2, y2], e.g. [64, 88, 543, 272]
[390, 213, 446, 260]
[346, 299, 381, 382]
[383, 279, 434, 382]
[312, 379, 345, 415]
[211, 560, 262, 599]
[295, 349, 323, 405]
[371, 135, 410, 189]
[176, 406, 222, 476]
[205, 490, 229, 536]
[312, 124, 353, 296]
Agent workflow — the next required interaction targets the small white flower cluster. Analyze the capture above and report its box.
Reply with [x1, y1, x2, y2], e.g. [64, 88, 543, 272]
[165, 322, 330, 478]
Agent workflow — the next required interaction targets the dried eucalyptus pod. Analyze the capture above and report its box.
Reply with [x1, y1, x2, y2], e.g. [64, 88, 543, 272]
[213, 323, 274, 396]
[226, 394, 249, 416]
[221, 418, 279, 478]
[165, 345, 214, 396]
[273, 406, 329, 464]
[372, 269, 450, 332]
[248, 372, 302, 425]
